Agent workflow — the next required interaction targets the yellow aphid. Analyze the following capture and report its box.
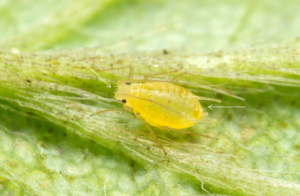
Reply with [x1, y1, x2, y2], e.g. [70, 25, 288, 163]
[91, 67, 236, 155]
[115, 81, 203, 129]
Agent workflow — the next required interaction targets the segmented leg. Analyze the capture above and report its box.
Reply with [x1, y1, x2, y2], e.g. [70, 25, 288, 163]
[136, 112, 167, 156]
[160, 126, 218, 140]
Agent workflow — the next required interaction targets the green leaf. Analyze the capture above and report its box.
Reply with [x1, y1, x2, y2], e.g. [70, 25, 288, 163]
[1, 0, 300, 195]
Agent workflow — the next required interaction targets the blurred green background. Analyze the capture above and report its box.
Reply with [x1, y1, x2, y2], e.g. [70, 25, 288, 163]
[1, 0, 300, 195]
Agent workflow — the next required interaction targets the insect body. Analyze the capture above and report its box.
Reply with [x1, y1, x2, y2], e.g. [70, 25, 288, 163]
[115, 81, 203, 129]
[91, 67, 238, 155]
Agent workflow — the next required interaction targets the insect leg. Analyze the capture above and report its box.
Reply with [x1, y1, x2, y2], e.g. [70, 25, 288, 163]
[160, 126, 218, 140]
[136, 112, 167, 156]
[90, 66, 134, 80]
[90, 106, 133, 116]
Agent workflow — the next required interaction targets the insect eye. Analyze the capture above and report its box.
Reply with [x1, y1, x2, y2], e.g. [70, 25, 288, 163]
[125, 82, 131, 85]
[122, 99, 127, 103]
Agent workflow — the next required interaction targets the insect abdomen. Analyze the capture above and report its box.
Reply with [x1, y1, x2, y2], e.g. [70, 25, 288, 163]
[127, 82, 203, 129]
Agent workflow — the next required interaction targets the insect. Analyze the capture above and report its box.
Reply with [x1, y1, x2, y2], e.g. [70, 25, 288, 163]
[90, 66, 239, 155]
